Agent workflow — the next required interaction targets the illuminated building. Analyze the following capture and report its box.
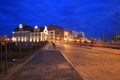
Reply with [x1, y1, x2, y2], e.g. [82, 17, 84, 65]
[30, 26, 48, 42]
[48, 24, 65, 42]
[48, 30, 55, 42]
[12, 24, 32, 42]
[12, 24, 48, 42]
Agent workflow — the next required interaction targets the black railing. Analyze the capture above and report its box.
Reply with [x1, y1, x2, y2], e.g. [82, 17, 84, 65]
[0, 41, 48, 74]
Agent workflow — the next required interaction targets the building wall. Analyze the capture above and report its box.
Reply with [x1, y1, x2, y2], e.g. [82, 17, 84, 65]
[43, 26, 48, 41]
[12, 31, 30, 42]
[30, 32, 41, 42]
[48, 30, 55, 42]
[12, 24, 48, 42]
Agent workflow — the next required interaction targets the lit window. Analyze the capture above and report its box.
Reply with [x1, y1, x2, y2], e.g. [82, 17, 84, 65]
[34, 38, 35, 42]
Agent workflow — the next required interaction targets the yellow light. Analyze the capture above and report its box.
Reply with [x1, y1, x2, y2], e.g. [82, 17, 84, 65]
[64, 38, 67, 40]
[77, 40, 80, 42]
[21, 38, 23, 42]
[64, 32, 68, 35]
[12, 37, 14, 41]
[37, 39, 39, 42]
[12, 37, 16, 42]
[81, 40, 84, 42]
[5, 38, 10, 42]
[25, 38, 26, 42]
[34, 38, 35, 42]
[57, 37, 59, 40]
[30, 38, 32, 42]
[69, 38, 73, 41]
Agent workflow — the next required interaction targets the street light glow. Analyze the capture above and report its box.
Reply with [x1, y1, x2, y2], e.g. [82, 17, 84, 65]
[64, 32, 68, 35]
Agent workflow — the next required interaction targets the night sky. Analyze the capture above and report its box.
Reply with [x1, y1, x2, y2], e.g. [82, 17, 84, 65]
[0, 0, 120, 38]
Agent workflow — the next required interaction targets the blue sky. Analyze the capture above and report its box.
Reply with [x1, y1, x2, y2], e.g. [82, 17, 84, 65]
[0, 0, 120, 38]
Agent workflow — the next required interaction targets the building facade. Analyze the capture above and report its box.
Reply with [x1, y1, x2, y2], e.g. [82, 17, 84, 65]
[48, 24, 65, 42]
[48, 30, 55, 42]
[30, 26, 48, 42]
[12, 24, 48, 42]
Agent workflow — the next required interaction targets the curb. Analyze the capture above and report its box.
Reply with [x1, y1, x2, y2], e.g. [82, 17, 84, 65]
[59, 50, 75, 68]
[59, 50, 81, 77]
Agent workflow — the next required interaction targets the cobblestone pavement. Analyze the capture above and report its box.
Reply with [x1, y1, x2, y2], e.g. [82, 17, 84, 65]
[9, 44, 83, 80]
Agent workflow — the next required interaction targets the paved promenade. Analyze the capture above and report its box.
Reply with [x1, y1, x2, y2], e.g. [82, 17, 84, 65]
[9, 43, 83, 80]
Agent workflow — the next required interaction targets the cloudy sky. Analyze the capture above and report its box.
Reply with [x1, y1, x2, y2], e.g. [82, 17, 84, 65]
[0, 0, 120, 38]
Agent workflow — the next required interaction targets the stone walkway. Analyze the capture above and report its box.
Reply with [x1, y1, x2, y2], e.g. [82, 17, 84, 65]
[9, 44, 83, 80]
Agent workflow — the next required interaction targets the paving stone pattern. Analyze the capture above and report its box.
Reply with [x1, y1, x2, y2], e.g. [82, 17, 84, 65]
[10, 50, 83, 80]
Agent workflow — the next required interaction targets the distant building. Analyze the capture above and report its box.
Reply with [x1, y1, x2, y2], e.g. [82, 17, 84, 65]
[0, 36, 11, 43]
[12, 24, 48, 42]
[48, 24, 65, 42]
[48, 30, 55, 42]
[72, 31, 79, 39]
[78, 32, 85, 38]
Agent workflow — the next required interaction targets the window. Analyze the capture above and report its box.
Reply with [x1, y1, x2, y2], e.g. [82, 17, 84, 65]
[51, 32, 53, 34]
[32, 34, 34, 36]
[37, 33, 39, 36]
[35, 33, 37, 36]
[14, 33, 17, 37]
[24, 33, 26, 36]
[51, 35, 53, 37]
[19, 33, 21, 36]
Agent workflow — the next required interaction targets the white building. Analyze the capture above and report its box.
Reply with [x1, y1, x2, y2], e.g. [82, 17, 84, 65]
[30, 26, 48, 42]
[12, 24, 48, 42]
[12, 24, 31, 42]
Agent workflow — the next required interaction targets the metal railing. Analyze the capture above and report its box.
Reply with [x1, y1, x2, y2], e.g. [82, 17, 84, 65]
[0, 41, 48, 74]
